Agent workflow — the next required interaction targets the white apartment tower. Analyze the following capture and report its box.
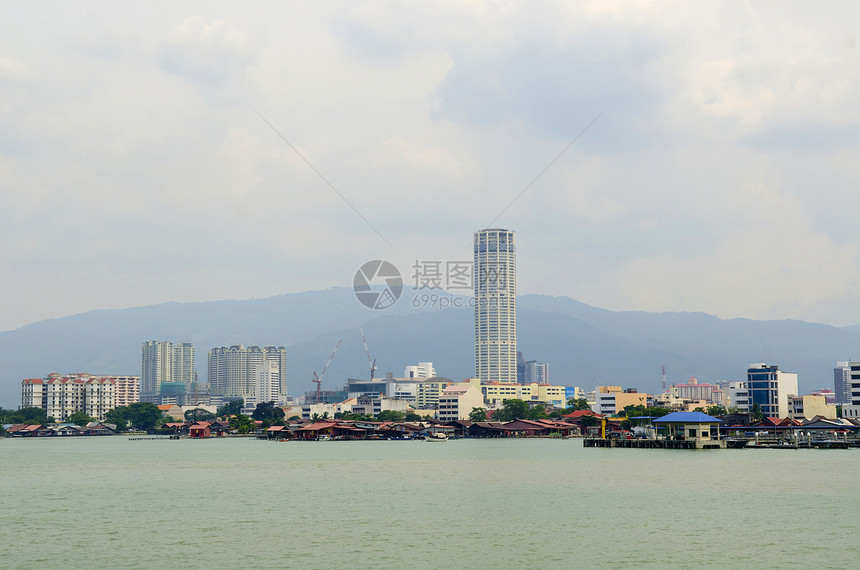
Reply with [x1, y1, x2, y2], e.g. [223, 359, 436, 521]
[141, 341, 195, 397]
[208, 345, 287, 403]
[474, 228, 518, 383]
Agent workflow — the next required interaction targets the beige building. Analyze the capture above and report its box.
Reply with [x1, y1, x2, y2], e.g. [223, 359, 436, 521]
[438, 385, 485, 421]
[595, 388, 650, 415]
[481, 382, 567, 407]
[787, 394, 837, 420]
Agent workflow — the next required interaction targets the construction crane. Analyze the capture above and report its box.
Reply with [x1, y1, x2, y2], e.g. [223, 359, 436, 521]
[360, 328, 377, 380]
[312, 339, 342, 404]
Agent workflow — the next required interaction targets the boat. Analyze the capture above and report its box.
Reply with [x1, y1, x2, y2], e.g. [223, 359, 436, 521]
[426, 432, 448, 442]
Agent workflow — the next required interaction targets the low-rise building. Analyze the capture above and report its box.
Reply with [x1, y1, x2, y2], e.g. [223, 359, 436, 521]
[437, 385, 484, 421]
[787, 394, 837, 420]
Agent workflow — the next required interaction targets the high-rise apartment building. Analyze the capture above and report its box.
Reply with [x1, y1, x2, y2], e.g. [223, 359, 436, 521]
[208, 345, 287, 403]
[141, 341, 195, 398]
[21, 373, 140, 421]
[474, 228, 517, 383]
[746, 363, 798, 418]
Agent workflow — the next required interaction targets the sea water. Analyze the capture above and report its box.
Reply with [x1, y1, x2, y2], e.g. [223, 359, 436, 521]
[2, 437, 858, 569]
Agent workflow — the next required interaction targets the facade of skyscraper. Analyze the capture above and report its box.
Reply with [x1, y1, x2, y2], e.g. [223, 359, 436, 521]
[746, 363, 798, 418]
[524, 360, 549, 384]
[474, 228, 517, 383]
[834, 361, 851, 404]
[141, 340, 195, 399]
[208, 345, 287, 403]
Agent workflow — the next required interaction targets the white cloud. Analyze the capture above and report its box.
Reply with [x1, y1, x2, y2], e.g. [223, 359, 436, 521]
[2, 1, 860, 330]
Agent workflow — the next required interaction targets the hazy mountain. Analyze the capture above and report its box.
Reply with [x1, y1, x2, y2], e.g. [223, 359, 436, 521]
[1, 287, 857, 407]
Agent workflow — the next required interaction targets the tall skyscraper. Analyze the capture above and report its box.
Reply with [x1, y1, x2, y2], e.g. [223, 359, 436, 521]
[474, 228, 517, 383]
[141, 340, 195, 399]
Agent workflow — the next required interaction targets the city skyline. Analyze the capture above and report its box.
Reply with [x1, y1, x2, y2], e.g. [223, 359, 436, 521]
[4, 3, 860, 333]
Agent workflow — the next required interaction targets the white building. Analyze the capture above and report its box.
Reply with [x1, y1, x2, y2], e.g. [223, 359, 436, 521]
[404, 362, 436, 379]
[22, 373, 139, 421]
[474, 228, 517, 383]
[247, 361, 282, 408]
[727, 381, 750, 411]
[746, 363, 798, 418]
[437, 385, 485, 421]
[208, 345, 287, 402]
[846, 361, 860, 407]
[141, 341, 195, 398]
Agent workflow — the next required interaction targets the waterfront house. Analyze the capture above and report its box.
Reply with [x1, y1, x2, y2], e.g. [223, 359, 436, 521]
[189, 422, 211, 438]
[467, 422, 510, 437]
[653, 412, 723, 448]
[504, 419, 551, 437]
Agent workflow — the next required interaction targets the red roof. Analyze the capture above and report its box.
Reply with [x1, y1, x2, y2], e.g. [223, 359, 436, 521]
[296, 421, 339, 431]
[563, 410, 600, 419]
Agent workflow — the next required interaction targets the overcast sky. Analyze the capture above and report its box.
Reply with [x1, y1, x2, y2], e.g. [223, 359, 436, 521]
[2, 1, 860, 332]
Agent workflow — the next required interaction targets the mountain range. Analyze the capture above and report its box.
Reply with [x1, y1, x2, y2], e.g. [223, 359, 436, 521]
[1, 287, 856, 408]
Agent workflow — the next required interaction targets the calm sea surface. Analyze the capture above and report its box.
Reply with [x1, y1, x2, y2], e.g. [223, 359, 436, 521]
[2, 437, 859, 569]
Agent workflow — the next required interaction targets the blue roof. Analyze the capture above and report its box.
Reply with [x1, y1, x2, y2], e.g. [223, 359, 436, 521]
[653, 412, 722, 424]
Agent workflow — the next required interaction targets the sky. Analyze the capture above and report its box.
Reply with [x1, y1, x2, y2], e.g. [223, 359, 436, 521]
[2, 1, 860, 332]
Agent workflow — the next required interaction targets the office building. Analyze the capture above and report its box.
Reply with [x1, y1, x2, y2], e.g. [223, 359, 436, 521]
[474, 228, 517, 383]
[746, 363, 798, 418]
[523, 360, 549, 384]
[834, 361, 851, 405]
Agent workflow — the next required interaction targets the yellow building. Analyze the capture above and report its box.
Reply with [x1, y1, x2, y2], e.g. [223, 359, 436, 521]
[788, 395, 837, 420]
[480, 382, 567, 407]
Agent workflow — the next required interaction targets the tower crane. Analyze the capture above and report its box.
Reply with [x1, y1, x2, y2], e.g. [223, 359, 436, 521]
[312, 339, 342, 404]
[360, 328, 377, 380]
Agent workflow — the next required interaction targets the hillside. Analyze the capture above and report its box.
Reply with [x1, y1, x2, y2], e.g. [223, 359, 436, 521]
[1, 288, 856, 407]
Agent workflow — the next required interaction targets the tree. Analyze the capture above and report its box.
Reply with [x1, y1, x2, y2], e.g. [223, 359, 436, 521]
[494, 399, 529, 422]
[217, 399, 244, 417]
[287, 415, 301, 421]
[751, 402, 764, 421]
[104, 407, 128, 432]
[3, 406, 49, 425]
[526, 404, 549, 420]
[404, 412, 421, 422]
[469, 407, 488, 422]
[251, 401, 285, 424]
[566, 398, 591, 411]
[706, 405, 726, 417]
[123, 402, 164, 431]
[229, 414, 255, 434]
[579, 415, 600, 429]
[67, 411, 94, 426]
[185, 408, 216, 422]
[377, 410, 405, 422]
